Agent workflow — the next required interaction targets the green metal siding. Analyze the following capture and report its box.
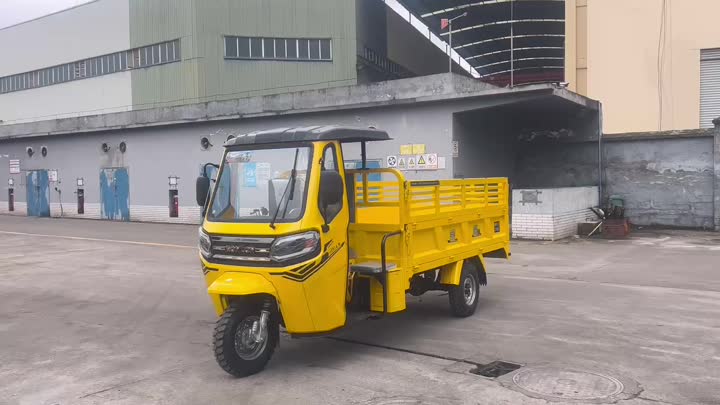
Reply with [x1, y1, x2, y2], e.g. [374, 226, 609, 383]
[129, 0, 357, 108]
[129, 0, 199, 108]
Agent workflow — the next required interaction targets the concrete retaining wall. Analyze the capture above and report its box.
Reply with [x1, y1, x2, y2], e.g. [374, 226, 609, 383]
[515, 127, 720, 230]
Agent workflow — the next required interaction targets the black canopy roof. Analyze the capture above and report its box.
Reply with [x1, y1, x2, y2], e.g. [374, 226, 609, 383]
[401, 0, 565, 86]
[225, 125, 391, 147]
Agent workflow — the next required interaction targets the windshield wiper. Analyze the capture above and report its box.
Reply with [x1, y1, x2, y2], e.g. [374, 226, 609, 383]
[269, 148, 300, 229]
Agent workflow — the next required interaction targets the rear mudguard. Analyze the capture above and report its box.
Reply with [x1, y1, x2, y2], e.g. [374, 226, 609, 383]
[439, 256, 488, 286]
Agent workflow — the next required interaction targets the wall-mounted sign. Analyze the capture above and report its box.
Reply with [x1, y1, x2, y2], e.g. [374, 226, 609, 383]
[9, 159, 20, 174]
[397, 154, 440, 171]
[386, 155, 398, 168]
[398, 157, 406, 169]
[452, 140, 459, 158]
[412, 144, 426, 154]
[48, 170, 58, 182]
[416, 153, 438, 170]
[400, 144, 413, 155]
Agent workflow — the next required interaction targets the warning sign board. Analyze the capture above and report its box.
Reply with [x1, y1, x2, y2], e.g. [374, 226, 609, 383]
[414, 153, 438, 170]
[397, 154, 440, 171]
[9, 159, 20, 174]
[386, 155, 398, 168]
[425, 153, 437, 168]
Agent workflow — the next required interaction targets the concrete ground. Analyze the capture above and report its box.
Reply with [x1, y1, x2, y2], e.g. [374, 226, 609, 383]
[0, 216, 719, 405]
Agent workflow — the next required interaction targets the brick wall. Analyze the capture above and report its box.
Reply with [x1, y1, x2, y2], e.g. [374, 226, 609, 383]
[511, 213, 554, 240]
[512, 186, 598, 241]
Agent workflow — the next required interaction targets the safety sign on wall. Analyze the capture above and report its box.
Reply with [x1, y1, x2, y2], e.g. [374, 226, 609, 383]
[398, 157, 406, 169]
[393, 153, 440, 171]
[9, 159, 20, 174]
[416, 153, 438, 170]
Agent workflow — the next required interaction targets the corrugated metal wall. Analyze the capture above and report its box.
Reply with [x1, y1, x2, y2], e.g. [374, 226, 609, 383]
[701, 48, 720, 128]
[128, 0, 357, 109]
[129, 0, 200, 108]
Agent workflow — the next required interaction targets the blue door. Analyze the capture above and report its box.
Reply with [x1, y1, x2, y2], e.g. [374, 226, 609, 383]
[100, 167, 130, 221]
[26, 170, 50, 217]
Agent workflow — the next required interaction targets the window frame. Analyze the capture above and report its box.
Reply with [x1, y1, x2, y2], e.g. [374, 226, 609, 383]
[0, 39, 181, 93]
[223, 35, 332, 62]
[318, 143, 343, 224]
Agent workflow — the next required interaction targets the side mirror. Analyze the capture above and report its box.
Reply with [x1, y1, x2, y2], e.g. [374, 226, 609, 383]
[196, 176, 211, 207]
[320, 171, 344, 206]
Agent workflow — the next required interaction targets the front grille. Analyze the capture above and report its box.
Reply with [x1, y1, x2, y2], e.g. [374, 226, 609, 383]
[210, 235, 274, 264]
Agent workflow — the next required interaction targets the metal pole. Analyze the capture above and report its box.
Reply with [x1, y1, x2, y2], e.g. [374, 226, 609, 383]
[510, 0, 514, 87]
[449, 21, 453, 73]
[446, 13, 466, 74]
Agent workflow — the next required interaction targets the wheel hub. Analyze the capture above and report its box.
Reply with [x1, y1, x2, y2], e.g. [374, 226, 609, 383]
[463, 276, 477, 305]
[234, 316, 268, 360]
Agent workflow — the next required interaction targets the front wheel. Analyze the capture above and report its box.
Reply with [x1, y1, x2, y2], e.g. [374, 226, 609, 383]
[213, 302, 278, 377]
[448, 263, 480, 317]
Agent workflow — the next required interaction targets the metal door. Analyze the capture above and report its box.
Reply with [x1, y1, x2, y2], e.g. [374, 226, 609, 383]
[26, 170, 50, 217]
[100, 167, 130, 221]
[701, 48, 720, 128]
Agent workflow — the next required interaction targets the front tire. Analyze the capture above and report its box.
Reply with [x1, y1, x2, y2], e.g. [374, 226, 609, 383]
[213, 302, 278, 377]
[448, 263, 480, 317]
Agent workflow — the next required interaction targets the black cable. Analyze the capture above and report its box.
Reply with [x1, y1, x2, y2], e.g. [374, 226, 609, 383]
[657, 0, 668, 130]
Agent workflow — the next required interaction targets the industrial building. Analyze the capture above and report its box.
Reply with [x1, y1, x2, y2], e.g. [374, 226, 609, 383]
[564, 0, 720, 132]
[1, 0, 720, 235]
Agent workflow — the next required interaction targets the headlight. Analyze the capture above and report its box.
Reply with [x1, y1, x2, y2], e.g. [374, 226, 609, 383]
[198, 228, 212, 258]
[271, 231, 320, 262]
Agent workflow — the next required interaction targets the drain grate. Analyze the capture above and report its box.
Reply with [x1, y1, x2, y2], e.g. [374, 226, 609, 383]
[471, 361, 522, 378]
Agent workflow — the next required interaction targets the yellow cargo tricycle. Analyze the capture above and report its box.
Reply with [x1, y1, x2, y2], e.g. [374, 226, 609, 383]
[195, 126, 510, 376]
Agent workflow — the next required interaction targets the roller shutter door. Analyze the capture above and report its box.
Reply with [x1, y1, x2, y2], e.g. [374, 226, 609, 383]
[701, 48, 720, 128]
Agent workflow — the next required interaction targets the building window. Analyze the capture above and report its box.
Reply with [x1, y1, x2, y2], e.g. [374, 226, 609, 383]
[0, 39, 181, 95]
[225, 36, 238, 58]
[224, 36, 332, 62]
[249, 38, 262, 58]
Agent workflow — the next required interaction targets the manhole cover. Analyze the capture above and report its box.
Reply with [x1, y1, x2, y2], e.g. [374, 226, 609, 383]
[512, 367, 624, 401]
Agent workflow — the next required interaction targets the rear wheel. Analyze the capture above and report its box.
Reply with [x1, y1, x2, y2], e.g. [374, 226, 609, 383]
[213, 302, 278, 377]
[448, 263, 480, 317]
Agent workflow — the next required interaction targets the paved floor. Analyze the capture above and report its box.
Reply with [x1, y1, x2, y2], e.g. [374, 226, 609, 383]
[0, 216, 719, 405]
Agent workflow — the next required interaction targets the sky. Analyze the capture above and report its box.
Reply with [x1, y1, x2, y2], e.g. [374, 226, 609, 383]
[0, 0, 93, 29]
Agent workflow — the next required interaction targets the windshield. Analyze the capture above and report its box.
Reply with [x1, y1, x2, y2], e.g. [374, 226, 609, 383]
[208, 146, 312, 223]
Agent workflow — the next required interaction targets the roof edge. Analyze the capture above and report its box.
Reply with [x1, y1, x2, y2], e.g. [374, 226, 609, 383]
[0, 0, 100, 32]
[0, 74, 597, 140]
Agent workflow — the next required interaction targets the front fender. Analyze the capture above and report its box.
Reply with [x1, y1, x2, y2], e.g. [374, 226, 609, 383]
[207, 272, 278, 316]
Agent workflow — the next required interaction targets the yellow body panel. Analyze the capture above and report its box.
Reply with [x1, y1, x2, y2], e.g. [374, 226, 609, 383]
[200, 141, 510, 335]
[347, 170, 510, 313]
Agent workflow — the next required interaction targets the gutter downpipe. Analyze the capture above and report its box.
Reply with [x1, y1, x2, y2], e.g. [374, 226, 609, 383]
[598, 102, 604, 206]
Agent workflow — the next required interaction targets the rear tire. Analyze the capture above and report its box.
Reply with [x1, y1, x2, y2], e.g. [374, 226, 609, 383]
[213, 302, 278, 377]
[449, 263, 480, 317]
